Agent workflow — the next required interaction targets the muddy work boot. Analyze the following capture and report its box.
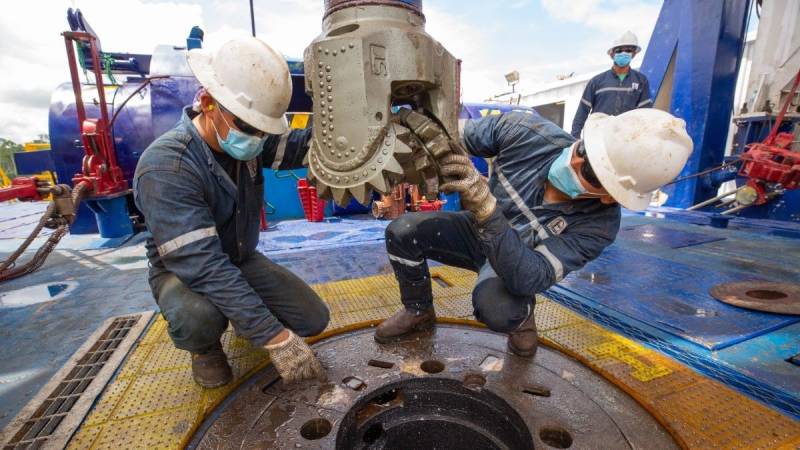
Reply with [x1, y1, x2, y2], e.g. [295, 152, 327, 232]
[374, 308, 436, 344]
[507, 308, 538, 357]
[191, 342, 233, 388]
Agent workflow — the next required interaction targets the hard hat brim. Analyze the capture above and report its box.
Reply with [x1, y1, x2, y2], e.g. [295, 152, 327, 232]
[583, 115, 651, 211]
[608, 45, 641, 53]
[187, 49, 289, 135]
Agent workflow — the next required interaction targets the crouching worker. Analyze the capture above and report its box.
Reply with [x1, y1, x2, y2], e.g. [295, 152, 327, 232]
[134, 37, 329, 388]
[375, 109, 692, 357]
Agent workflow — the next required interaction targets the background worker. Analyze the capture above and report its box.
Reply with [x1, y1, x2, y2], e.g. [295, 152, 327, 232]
[571, 31, 653, 138]
[134, 37, 329, 388]
[375, 109, 692, 357]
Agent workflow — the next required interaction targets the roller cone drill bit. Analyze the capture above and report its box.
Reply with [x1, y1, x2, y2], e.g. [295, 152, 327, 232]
[303, 0, 460, 206]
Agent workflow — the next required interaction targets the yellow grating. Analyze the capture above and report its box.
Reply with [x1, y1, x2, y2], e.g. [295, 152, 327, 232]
[68, 266, 800, 450]
[587, 335, 673, 382]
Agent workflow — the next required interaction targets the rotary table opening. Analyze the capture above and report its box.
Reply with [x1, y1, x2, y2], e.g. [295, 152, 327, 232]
[336, 377, 534, 450]
[189, 325, 677, 450]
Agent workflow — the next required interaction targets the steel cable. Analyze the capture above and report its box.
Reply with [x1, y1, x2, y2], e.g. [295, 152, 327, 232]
[0, 182, 90, 283]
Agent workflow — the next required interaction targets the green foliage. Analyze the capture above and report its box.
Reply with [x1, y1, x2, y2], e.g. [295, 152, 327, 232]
[0, 138, 23, 178]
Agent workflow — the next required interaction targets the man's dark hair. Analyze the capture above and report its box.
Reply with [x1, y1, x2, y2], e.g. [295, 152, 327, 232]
[576, 141, 602, 189]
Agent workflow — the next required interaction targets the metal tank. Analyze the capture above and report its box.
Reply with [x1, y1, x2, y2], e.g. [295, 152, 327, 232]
[48, 46, 313, 233]
[304, 0, 461, 206]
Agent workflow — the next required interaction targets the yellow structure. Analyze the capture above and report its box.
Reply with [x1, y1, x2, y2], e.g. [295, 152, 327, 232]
[23, 142, 51, 152]
[69, 267, 800, 450]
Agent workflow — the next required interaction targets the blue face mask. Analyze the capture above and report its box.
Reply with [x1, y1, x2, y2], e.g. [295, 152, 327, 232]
[613, 52, 633, 67]
[211, 110, 265, 161]
[548, 147, 586, 199]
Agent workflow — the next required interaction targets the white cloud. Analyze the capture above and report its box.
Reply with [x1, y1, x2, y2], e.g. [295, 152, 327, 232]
[0, 0, 662, 143]
[425, 6, 506, 102]
[540, 0, 660, 51]
[0, 0, 202, 143]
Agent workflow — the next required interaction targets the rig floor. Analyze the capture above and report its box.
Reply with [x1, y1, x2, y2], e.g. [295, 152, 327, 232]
[0, 201, 799, 449]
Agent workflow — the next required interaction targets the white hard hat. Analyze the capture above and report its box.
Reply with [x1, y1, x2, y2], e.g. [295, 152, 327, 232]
[583, 109, 693, 211]
[187, 37, 291, 134]
[608, 31, 641, 53]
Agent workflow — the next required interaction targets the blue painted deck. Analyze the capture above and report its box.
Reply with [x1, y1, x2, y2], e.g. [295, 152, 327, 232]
[0, 200, 798, 427]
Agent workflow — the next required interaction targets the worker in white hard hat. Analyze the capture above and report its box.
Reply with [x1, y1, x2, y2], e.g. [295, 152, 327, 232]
[376, 108, 692, 357]
[134, 37, 329, 388]
[571, 30, 653, 138]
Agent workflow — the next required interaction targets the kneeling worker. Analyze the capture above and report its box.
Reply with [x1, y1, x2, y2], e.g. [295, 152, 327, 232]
[376, 108, 692, 357]
[134, 37, 329, 387]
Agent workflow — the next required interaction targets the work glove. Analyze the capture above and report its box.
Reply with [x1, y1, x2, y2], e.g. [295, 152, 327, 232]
[438, 149, 497, 223]
[397, 110, 497, 223]
[264, 330, 325, 384]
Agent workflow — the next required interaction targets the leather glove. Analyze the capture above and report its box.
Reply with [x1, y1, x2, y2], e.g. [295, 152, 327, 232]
[438, 150, 497, 223]
[264, 330, 325, 384]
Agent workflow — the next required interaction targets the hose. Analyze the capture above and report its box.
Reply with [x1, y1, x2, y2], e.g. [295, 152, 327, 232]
[0, 182, 90, 283]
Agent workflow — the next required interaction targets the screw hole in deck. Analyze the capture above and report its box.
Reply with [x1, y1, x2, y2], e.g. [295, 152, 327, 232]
[300, 418, 332, 440]
[463, 373, 486, 389]
[539, 426, 573, 448]
[522, 384, 551, 397]
[420, 360, 445, 374]
[746, 289, 788, 300]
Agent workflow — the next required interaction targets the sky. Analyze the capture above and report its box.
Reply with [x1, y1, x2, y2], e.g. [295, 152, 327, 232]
[0, 0, 663, 143]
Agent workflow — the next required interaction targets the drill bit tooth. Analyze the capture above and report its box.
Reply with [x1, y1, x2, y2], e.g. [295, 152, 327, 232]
[383, 156, 404, 176]
[394, 139, 413, 155]
[303, 2, 459, 209]
[331, 186, 352, 206]
[368, 173, 390, 194]
[316, 182, 331, 199]
[348, 183, 371, 206]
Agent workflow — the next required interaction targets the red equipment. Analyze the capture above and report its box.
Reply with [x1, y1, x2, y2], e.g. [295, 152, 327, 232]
[0, 178, 42, 203]
[738, 69, 800, 205]
[416, 199, 445, 212]
[372, 184, 445, 219]
[297, 179, 327, 222]
[63, 31, 127, 196]
[373, 185, 407, 220]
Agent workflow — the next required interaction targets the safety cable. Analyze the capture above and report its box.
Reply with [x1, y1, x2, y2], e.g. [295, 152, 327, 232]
[663, 159, 742, 187]
[109, 76, 170, 129]
[0, 182, 90, 283]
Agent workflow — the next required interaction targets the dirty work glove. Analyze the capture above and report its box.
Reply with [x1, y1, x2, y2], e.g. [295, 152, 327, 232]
[264, 330, 325, 384]
[396, 109, 497, 222]
[439, 150, 497, 223]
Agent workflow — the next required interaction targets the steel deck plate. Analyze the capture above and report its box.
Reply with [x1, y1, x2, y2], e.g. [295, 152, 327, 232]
[64, 267, 800, 450]
[617, 224, 726, 248]
[561, 246, 800, 350]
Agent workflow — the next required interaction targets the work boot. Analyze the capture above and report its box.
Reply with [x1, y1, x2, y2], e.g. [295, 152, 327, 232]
[191, 342, 233, 388]
[507, 308, 538, 357]
[374, 308, 436, 344]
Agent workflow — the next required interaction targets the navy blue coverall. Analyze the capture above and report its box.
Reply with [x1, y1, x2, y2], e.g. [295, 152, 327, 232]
[386, 112, 621, 332]
[571, 69, 652, 138]
[134, 108, 329, 354]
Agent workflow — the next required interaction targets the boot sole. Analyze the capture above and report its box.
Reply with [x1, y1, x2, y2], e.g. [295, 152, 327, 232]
[507, 340, 538, 358]
[193, 374, 233, 389]
[374, 319, 435, 344]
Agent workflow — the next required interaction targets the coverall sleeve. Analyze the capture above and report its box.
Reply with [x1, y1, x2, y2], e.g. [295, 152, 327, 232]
[262, 127, 313, 170]
[571, 79, 595, 138]
[135, 167, 284, 346]
[461, 114, 505, 158]
[637, 76, 653, 108]
[477, 209, 617, 297]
